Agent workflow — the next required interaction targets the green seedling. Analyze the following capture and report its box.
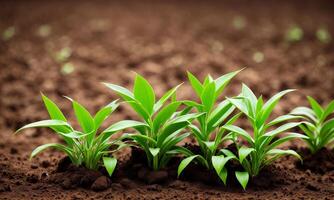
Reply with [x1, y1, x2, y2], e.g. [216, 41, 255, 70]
[104, 74, 200, 171]
[286, 25, 303, 42]
[291, 97, 334, 153]
[16, 94, 137, 176]
[2, 26, 15, 41]
[61, 62, 75, 75]
[222, 84, 306, 189]
[316, 27, 331, 44]
[177, 70, 242, 185]
[55, 47, 72, 63]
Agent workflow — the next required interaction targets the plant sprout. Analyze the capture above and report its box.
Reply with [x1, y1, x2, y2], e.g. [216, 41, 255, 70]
[104, 74, 200, 171]
[177, 70, 241, 185]
[286, 25, 303, 42]
[316, 27, 331, 44]
[291, 97, 334, 154]
[16, 94, 140, 176]
[55, 47, 72, 63]
[222, 84, 306, 189]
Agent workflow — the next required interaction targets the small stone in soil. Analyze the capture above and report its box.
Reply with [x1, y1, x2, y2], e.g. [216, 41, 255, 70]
[91, 176, 110, 191]
[119, 178, 136, 189]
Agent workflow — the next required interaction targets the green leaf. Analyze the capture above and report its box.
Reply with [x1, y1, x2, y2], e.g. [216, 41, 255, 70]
[16, 120, 72, 133]
[264, 122, 301, 138]
[133, 74, 155, 114]
[212, 155, 233, 184]
[235, 171, 249, 190]
[41, 94, 67, 121]
[223, 125, 254, 144]
[241, 84, 257, 109]
[67, 98, 95, 134]
[267, 149, 302, 161]
[260, 89, 295, 124]
[238, 147, 255, 163]
[153, 102, 181, 132]
[154, 84, 182, 113]
[177, 155, 198, 177]
[322, 100, 334, 121]
[215, 69, 242, 98]
[268, 133, 308, 150]
[267, 114, 302, 127]
[149, 148, 160, 157]
[290, 107, 317, 122]
[126, 101, 151, 122]
[103, 157, 117, 177]
[94, 100, 118, 129]
[227, 97, 251, 118]
[201, 82, 216, 111]
[307, 96, 323, 119]
[30, 143, 72, 159]
[104, 120, 147, 134]
[103, 82, 135, 101]
[187, 71, 203, 97]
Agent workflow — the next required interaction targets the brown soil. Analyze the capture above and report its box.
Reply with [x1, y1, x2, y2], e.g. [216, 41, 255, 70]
[1, 0, 334, 199]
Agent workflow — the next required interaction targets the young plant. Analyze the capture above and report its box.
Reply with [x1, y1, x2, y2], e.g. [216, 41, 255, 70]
[290, 97, 334, 153]
[222, 84, 307, 189]
[16, 94, 140, 176]
[177, 70, 242, 185]
[104, 74, 200, 171]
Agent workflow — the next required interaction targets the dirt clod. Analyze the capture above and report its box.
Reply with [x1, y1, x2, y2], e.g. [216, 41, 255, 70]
[91, 176, 110, 191]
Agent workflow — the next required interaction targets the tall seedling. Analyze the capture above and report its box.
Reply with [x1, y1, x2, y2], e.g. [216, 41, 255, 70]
[16, 95, 141, 176]
[222, 84, 307, 189]
[104, 74, 200, 170]
[177, 70, 242, 186]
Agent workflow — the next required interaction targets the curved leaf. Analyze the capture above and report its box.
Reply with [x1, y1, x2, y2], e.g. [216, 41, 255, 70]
[187, 71, 203, 97]
[235, 171, 249, 190]
[103, 157, 117, 176]
[134, 74, 155, 114]
[30, 143, 72, 159]
[223, 125, 254, 144]
[153, 102, 181, 132]
[16, 120, 72, 133]
[41, 94, 67, 121]
[94, 100, 118, 129]
[177, 155, 198, 177]
[238, 147, 255, 163]
[103, 82, 135, 101]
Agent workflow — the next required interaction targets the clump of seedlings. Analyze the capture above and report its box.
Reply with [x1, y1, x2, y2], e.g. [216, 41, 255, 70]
[177, 70, 241, 185]
[291, 97, 334, 154]
[104, 74, 200, 171]
[16, 70, 331, 190]
[222, 84, 307, 189]
[16, 94, 137, 176]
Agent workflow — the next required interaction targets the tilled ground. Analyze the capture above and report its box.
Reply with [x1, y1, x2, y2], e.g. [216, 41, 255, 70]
[0, 0, 334, 199]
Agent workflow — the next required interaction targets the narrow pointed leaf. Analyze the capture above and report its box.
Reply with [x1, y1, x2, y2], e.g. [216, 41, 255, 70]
[235, 171, 249, 190]
[177, 155, 198, 177]
[103, 157, 117, 176]
[134, 74, 155, 114]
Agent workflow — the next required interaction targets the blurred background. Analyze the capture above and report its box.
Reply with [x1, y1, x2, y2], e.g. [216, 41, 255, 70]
[0, 0, 333, 132]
